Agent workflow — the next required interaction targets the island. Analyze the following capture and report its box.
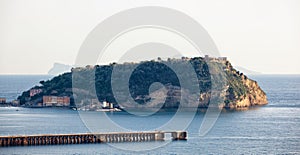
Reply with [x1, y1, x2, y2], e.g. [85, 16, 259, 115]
[17, 56, 267, 110]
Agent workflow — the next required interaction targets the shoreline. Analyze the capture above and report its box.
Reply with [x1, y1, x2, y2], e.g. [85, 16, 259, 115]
[0, 104, 268, 112]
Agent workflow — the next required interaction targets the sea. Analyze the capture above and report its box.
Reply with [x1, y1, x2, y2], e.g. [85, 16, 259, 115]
[0, 75, 299, 154]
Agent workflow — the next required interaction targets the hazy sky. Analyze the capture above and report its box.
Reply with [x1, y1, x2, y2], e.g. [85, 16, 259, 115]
[0, 0, 299, 74]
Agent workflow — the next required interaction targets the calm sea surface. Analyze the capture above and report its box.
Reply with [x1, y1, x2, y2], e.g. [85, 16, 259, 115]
[0, 75, 299, 154]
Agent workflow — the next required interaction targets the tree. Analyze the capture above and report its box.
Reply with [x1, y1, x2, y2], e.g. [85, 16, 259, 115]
[39, 80, 45, 85]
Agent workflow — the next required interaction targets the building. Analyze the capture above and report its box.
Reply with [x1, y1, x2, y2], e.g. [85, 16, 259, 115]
[204, 55, 227, 62]
[102, 101, 114, 109]
[204, 55, 210, 61]
[0, 98, 6, 104]
[218, 57, 227, 61]
[102, 101, 109, 108]
[43, 96, 70, 107]
[30, 89, 43, 97]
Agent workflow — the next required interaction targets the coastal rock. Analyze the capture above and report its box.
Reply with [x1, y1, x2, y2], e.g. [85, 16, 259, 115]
[224, 74, 267, 109]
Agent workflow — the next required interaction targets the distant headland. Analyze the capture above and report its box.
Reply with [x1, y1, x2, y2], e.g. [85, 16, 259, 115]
[12, 56, 267, 110]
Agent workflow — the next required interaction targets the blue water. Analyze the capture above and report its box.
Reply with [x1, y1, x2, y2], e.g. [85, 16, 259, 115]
[0, 75, 300, 154]
[0, 75, 53, 102]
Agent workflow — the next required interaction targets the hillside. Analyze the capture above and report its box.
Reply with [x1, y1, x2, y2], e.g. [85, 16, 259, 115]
[18, 57, 267, 109]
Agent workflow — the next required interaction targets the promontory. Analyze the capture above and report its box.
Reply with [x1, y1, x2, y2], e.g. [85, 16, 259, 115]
[18, 56, 268, 110]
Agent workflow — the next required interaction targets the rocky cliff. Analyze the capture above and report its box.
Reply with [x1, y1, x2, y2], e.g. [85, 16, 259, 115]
[227, 76, 268, 109]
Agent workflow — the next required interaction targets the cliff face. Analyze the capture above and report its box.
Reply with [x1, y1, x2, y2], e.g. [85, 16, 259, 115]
[222, 61, 268, 109]
[230, 78, 268, 108]
[18, 57, 267, 110]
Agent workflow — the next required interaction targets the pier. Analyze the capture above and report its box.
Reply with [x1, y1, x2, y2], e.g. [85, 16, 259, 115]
[0, 131, 187, 146]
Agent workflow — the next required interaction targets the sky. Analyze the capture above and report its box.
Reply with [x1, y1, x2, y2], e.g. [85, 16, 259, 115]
[0, 0, 299, 74]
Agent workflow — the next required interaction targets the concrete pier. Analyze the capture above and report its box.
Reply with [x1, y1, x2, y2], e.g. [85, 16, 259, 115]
[0, 131, 187, 147]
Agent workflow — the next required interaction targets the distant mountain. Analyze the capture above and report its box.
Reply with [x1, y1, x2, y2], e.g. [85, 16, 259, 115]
[48, 63, 73, 75]
[234, 66, 261, 75]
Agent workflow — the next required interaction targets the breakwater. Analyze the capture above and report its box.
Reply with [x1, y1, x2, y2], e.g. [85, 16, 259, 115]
[0, 131, 187, 146]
